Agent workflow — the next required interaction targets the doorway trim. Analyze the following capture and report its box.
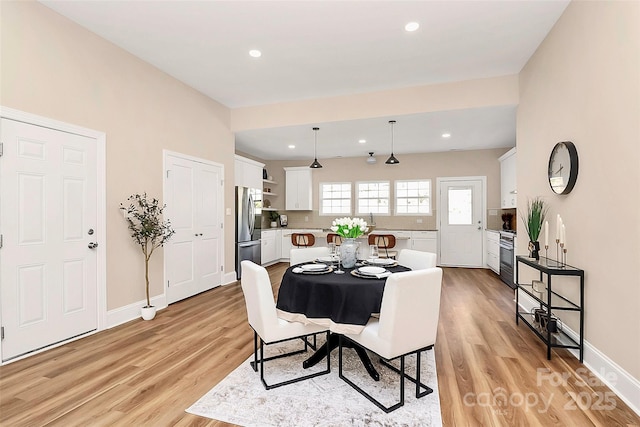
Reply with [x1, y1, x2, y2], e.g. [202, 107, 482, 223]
[0, 106, 107, 363]
[436, 176, 487, 267]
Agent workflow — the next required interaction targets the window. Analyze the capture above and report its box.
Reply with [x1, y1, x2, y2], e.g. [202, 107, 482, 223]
[319, 182, 351, 215]
[395, 180, 431, 215]
[447, 186, 473, 225]
[356, 181, 390, 215]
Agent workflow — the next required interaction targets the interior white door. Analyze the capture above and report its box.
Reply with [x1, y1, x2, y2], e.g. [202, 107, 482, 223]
[0, 118, 98, 361]
[439, 178, 484, 267]
[165, 153, 223, 304]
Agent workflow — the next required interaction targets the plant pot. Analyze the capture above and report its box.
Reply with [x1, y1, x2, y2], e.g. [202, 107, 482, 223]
[270, 221, 277, 228]
[141, 305, 156, 320]
[528, 241, 540, 260]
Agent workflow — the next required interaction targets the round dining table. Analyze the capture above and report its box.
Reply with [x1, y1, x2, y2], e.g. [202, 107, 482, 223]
[276, 261, 411, 380]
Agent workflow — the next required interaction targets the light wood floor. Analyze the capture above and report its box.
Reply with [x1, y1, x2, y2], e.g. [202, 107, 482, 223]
[1, 265, 638, 426]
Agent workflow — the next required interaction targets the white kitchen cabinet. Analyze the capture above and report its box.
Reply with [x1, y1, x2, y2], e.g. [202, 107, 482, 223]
[261, 229, 278, 265]
[235, 155, 264, 190]
[284, 167, 313, 210]
[499, 148, 517, 208]
[411, 231, 437, 252]
[486, 230, 500, 274]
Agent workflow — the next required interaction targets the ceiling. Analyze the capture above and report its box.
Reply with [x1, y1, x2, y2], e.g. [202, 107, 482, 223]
[41, 0, 569, 161]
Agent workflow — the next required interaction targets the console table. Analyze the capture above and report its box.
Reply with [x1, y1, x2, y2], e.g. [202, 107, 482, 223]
[515, 256, 584, 362]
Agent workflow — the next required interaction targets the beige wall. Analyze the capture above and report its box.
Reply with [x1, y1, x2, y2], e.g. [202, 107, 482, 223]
[1, 2, 236, 309]
[232, 75, 519, 132]
[261, 148, 509, 230]
[518, 0, 640, 379]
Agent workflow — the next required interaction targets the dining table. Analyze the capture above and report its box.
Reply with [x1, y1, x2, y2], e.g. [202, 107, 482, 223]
[276, 259, 411, 380]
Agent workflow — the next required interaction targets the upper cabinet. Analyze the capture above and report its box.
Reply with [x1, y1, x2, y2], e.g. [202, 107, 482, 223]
[285, 167, 313, 210]
[499, 148, 517, 209]
[235, 155, 264, 189]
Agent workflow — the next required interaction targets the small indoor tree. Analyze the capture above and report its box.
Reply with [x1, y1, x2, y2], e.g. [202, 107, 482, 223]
[120, 193, 175, 317]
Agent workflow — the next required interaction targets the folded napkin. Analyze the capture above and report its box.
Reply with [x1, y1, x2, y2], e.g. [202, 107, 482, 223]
[374, 271, 392, 279]
[292, 267, 303, 273]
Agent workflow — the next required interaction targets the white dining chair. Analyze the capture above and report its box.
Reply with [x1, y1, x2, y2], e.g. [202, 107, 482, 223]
[240, 260, 330, 389]
[290, 246, 330, 266]
[398, 249, 437, 270]
[338, 267, 443, 412]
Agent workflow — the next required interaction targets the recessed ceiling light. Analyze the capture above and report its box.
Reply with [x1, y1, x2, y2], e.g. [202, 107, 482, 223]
[358, 139, 366, 144]
[249, 49, 262, 58]
[405, 22, 420, 32]
[288, 144, 295, 149]
[442, 133, 451, 138]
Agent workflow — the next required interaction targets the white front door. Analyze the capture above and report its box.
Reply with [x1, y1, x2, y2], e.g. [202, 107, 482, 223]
[438, 177, 485, 267]
[0, 118, 98, 361]
[164, 152, 223, 304]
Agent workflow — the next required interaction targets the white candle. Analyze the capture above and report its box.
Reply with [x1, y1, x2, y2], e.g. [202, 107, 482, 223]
[561, 224, 566, 247]
[556, 215, 562, 241]
[544, 221, 549, 247]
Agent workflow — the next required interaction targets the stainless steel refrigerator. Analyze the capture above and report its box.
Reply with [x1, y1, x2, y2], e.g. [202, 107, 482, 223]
[236, 186, 261, 279]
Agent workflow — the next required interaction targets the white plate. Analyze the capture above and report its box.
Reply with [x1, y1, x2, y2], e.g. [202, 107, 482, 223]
[358, 266, 386, 275]
[300, 264, 328, 271]
[316, 256, 337, 263]
[368, 258, 395, 266]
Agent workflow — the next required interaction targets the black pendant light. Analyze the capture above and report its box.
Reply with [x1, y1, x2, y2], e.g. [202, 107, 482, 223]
[385, 120, 400, 165]
[310, 127, 323, 168]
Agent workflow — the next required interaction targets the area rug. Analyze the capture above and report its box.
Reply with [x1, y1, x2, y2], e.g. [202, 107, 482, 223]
[186, 337, 442, 426]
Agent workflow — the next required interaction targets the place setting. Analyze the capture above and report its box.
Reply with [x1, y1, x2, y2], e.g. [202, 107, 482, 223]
[292, 263, 334, 274]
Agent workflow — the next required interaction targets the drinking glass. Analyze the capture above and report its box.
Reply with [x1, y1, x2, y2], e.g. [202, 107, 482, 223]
[334, 245, 344, 274]
[328, 242, 337, 261]
[368, 244, 379, 263]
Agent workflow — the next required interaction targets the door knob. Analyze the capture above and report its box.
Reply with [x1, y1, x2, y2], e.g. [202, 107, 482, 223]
[88, 242, 99, 249]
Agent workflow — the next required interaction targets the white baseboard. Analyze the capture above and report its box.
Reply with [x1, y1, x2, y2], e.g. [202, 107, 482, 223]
[222, 271, 238, 285]
[106, 294, 167, 329]
[517, 291, 640, 416]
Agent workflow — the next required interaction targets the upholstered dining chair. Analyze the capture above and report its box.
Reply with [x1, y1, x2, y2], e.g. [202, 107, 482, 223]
[368, 234, 397, 259]
[397, 249, 437, 270]
[240, 261, 330, 389]
[326, 233, 343, 246]
[291, 233, 315, 248]
[338, 267, 443, 412]
[290, 247, 330, 266]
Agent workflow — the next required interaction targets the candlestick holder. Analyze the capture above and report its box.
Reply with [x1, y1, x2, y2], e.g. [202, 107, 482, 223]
[555, 239, 560, 265]
[563, 248, 567, 266]
[545, 244, 549, 261]
[559, 243, 565, 267]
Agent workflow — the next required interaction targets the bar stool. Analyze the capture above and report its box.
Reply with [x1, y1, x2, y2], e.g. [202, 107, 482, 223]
[368, 234, 397, 259]
[292, 233, 315, 248]
[326, 233, 343, 246]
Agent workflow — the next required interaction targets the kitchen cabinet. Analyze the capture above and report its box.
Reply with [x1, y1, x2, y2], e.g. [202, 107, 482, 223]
[499, 148, 517, 209]
[261, 230, 278, 265]
[235, 155, 264, 190]
[410, 231, 438, 261]
[486, 230, 500, 274]
[284, 167, 313, 210]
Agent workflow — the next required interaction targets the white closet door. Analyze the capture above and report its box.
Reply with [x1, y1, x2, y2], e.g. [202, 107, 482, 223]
[165, 153, 223, 304]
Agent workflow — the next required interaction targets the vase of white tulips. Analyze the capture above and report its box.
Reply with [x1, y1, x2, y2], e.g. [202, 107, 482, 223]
[331, 217, 368, 268]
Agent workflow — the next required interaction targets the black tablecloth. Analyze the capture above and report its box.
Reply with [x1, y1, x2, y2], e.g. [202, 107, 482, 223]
[276, 263, 410, 329]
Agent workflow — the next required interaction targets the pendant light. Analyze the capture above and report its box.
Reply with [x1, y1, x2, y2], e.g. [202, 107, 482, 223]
[385, 120, 400, 165]
[309, 127, 323, 169]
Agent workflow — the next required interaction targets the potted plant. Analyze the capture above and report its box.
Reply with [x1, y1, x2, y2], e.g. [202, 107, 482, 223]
[520, 197, 549, 260]
[268, 210, 280, 228]
[120, 193, 175, 320]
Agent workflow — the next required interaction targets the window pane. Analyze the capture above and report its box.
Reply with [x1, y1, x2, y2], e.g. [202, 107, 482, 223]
[320, 182, 351, 215]
[448, 187, 472, 225]
[395, 179, 431, 215]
